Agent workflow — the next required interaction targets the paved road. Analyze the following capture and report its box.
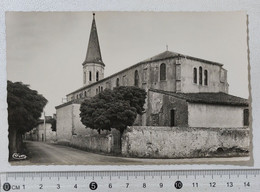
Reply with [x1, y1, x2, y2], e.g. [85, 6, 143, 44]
[11, 141, 250, 165]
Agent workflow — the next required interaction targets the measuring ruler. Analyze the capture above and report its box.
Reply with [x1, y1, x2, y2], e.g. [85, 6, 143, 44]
[1, 169, 259, 192]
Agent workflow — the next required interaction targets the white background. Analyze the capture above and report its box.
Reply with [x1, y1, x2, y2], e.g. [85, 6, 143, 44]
[0, 0, 259, 172]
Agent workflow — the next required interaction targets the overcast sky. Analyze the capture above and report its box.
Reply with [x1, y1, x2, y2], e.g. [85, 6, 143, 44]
[6, 11, 249, 116]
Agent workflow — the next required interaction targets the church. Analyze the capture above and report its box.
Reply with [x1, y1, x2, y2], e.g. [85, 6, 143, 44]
[55, 13, 249, 154]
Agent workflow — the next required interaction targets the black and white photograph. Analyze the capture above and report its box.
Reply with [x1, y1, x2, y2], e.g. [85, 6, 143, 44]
[6, 11, 250, 165]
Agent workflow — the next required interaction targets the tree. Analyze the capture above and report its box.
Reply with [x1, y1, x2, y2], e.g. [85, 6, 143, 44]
[7, 81, 47, 159]
[49, 118, 57, 132]
[80, 86, 146, 144]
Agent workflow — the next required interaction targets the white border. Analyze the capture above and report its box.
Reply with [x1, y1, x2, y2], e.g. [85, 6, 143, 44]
[0, 0, 260, 172]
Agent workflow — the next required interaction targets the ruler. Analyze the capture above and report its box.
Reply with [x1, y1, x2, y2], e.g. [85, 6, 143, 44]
[1, 169, 260, 192]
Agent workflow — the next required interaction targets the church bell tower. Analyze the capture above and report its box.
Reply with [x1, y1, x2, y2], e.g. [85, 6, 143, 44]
[82, 13, 105, 86]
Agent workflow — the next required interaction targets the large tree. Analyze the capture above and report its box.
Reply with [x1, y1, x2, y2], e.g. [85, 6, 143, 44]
[7, 81, 47, 159]
[80, 86, 146, 143]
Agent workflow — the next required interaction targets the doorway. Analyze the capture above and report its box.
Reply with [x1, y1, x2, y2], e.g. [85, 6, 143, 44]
[170, 109, 176, 126]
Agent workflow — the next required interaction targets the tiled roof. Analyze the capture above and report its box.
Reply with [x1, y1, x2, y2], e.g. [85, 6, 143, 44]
[139, 50, 223, 66]
[139, 51, 180, 63]
[150, 89, 249, 106]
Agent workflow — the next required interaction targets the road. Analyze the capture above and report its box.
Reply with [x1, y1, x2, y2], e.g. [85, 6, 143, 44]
[11, 141, 250, 165]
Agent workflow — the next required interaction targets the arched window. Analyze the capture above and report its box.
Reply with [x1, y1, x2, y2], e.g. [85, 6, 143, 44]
[134, 70, 139, 87]
[84, 91, 87, 97]
[193, 68, 197, 84]
[89, 71, 92, 81]
[160, 63, 166, 81]
[204, 70, 208, 86]
[84, 72, 86, 84]
[199, 67, 202, 85]
[116, 78, 120, 87]
[96, 71, 99, 81]
[101, 86, 103, 92]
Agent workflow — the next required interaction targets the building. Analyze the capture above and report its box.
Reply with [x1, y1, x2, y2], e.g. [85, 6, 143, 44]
[25, 116, 57, 143]
[55, 13, 249, 154]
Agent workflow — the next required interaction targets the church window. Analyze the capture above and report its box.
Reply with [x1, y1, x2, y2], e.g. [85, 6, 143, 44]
[101, 86, 103, 92]
[134, 70, 139, 87]
[199, 67, 202, 85]
[160, 63, 166, 81]
[243, 109, 249, 126]
[84, 72, 86, 84]
[143, 68, 147, 82]
[204, 70, 208, 86]
[116, 78, 120, 87]
[89, 71, 92, 81]
[84, 91, 87, 97]
[96, 71, 99, 81]
[193, 68, 197, 84]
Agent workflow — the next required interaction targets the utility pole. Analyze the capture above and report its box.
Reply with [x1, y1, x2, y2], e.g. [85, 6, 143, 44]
[43, 111, 46, 142]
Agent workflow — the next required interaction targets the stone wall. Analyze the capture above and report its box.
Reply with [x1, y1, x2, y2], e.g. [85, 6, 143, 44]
[70, 134, 112, 153]
[70, 129, 121, 154]
[147, 90, 188, 126]
[122, 126, 249, 158]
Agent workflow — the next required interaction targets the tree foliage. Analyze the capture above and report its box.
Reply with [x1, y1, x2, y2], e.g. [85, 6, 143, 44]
[80, 86, 146, 134]
[49, 118, 57, 132]
[7, 81, 48, 134]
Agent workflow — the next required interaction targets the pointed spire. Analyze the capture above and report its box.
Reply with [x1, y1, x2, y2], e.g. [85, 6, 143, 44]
[83, 13, 104, 66]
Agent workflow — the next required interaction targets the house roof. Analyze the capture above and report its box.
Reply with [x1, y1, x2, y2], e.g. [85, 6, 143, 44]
[150, 88, 249, 106]
[82, 13, 104, 66]
[139, 50, 223, 66]
[55, 99, 83, 109]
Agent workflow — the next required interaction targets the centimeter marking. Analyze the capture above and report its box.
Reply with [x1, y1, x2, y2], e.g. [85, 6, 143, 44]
[1, 169, 260, 192]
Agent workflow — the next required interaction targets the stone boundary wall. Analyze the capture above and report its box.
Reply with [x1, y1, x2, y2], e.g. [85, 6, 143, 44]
[70, 129, 121, 154]
[122, 126, 249, 158]
[70, 134, 113, 153]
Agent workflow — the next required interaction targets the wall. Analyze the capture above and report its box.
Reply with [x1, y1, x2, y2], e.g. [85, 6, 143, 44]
[70, 128, 121, 154]
[188, 103, 245, 127]
[37, 123, 57, 143]
[56, 103, 90, 143]
[67, 57, 178, 103]
[56, 104, 73, 143]
[72, 104, 90, 136]
[122, 126, 249, 158]
[56, 103, 121, 152]
[180, 58, 228, 93]
[147, 90, 188, 126]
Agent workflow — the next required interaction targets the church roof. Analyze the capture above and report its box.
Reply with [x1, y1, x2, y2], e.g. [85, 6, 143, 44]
[139, 50, 223, 66]
[139, 51, 180, 63]
[82, 13, 104, 66]
[150, 89, 249, 106]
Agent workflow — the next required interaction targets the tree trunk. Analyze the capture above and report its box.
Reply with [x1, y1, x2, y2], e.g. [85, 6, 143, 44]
[8, 128, 17, 159]
[119, 129, 124, 153]
[16, 131, 23, 153]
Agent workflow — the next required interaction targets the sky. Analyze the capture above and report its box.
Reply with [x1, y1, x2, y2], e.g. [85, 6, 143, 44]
[6, 11, 249, 116]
